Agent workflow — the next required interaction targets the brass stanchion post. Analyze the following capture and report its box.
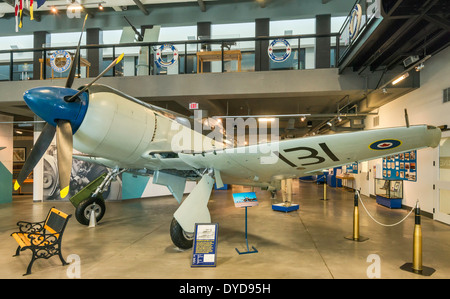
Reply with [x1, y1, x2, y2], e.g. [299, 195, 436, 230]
[400, 202, 435, 276]
[412, 202, 422, 273]
[345, 189, 368, 242]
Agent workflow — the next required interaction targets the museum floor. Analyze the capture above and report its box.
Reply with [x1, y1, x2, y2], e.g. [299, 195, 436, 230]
[1, 180, 450, 280]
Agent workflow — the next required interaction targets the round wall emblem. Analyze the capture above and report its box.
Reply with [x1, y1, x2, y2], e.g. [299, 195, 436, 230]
[349, 4, 362, 41]
[49, 50, 72, 73]
[268, 39, 291, 62]
[155, 44, 178, 67]
[369, 139, 402, 150]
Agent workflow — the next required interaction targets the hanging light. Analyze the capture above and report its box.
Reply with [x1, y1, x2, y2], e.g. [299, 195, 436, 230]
[392, 72, 409, 85]
[98, 3, 104, 10]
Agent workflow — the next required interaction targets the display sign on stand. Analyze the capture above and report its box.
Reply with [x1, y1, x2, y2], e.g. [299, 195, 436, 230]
[191, 223, 219, 267]
[233, 192, 258, 255]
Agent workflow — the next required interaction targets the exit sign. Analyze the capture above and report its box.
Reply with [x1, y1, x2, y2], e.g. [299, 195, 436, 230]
[189, 102, 199, 109]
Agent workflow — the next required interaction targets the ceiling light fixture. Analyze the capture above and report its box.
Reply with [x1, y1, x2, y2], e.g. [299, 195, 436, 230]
[51, 6, 58, 13]
[392, 72, 409, 85]
[258, 118, 276, 122]
[415, 63, 424, 72]
[98, 3, 104, 10]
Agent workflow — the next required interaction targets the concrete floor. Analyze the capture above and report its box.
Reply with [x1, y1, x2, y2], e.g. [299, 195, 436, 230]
[1, 180, 450, 280]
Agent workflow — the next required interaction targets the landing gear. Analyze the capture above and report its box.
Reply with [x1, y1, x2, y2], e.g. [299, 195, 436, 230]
[75, 196, 106, 225]
[170, 218, 194, 249]
[171, 169, 215, 249]
[70, 167, 126, 226]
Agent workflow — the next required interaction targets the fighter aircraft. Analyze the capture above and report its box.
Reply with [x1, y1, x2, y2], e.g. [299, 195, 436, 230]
[13, 16, 442, 249]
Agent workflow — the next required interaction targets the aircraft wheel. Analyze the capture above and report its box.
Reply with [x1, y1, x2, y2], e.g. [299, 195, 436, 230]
[75, 196, 106, 225]
[170, 218, 194, 249]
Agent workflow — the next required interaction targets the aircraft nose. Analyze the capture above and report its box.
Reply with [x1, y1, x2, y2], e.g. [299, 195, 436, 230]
[23, 87, 88, 133]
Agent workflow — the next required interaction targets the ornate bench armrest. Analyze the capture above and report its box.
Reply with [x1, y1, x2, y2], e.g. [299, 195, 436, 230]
[16, 221, 45, 233]
[27, 232, 59, 247]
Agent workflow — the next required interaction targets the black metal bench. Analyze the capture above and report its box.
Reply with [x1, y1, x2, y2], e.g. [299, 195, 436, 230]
[11, 207, 72, 275]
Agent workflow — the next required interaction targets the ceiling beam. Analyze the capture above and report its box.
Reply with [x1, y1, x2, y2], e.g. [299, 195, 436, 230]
[133, 0, 149, 15]
[423, 14, 450, 32]
[197, 0, 206, 12]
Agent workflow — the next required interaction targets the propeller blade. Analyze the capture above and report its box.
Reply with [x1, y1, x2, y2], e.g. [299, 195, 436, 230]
[65, 53, 125, 102]
[65, 14, 89, 89]
[14, 123, 56, 191]
[56, 120, 73, 199]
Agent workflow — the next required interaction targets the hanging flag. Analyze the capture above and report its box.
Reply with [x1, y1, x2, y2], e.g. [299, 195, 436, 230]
[19, 0, 23, 28]
[14, 0, 19, 32]
[30, 0, 34, 20]
[35, 0, 46, 9]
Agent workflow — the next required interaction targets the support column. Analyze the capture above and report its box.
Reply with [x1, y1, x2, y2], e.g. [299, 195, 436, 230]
[197, 22, 211, 72]
[33, 31, 50, 80]
[0, 114, 13, 204]
[255, 18, 270, 71]
[86, 28, 103, 77]
[315, 14, 331, 69]
[32, 117, 44, 202]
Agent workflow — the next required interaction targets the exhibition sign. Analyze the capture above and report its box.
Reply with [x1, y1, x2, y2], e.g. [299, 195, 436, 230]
[155, 43, 178, 67]
[267, 39, 291, 62]
[232, 192, 258, 208]
[383, 150, 417, 181]
[191, 223, 219, 267]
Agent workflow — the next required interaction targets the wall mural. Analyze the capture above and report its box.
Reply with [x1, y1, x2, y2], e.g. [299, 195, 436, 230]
[43, 144, 122, 201]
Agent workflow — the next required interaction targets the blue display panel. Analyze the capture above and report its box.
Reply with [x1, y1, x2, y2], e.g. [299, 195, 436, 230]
[383, 150, 417, 181]
[191, 223, 219, 267]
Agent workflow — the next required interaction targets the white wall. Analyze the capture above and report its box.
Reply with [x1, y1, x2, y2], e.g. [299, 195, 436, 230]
[346, 46, 450, 214]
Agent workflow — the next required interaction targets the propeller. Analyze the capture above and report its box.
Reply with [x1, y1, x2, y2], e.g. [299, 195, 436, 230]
[65, 14, 88, 90]
[55, 120, 73, 199]
[16, 13, 125, 198]
[15, 15, 88, 199]
[65, 52, 124, 102]
[14, 123, 56, 191]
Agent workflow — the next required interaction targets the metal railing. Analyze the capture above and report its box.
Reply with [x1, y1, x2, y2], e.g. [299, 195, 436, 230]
[0, 32, 341, 82]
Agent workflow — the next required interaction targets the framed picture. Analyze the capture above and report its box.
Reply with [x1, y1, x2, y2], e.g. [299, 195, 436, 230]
[13, 147, 26, 162]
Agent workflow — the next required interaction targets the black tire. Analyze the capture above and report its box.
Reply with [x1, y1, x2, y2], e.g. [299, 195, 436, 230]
[170, 218, 194, 249]
[75, 196, 106, 225]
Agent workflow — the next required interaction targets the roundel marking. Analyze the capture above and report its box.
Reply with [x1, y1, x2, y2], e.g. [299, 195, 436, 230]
[268, 38, 292, 62]
[155, 43, 178, 68]
[369, 139, 402, 150]
[49, 50, 73, 73]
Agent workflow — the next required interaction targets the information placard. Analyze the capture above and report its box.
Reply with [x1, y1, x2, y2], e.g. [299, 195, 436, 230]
[383, 150, 417, 181]
[191, 223, 218, 267]
[232, 192, 258, 208]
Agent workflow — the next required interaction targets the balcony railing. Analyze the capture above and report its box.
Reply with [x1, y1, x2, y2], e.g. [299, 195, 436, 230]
[338, 0, 383, 64]
[0, 32, 341, 82]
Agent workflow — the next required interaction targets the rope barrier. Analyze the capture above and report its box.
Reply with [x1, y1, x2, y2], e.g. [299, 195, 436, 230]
[356, 189, 417, 227]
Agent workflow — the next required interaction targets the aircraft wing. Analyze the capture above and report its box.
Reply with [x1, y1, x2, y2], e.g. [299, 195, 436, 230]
[178, 125, 441, 188]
